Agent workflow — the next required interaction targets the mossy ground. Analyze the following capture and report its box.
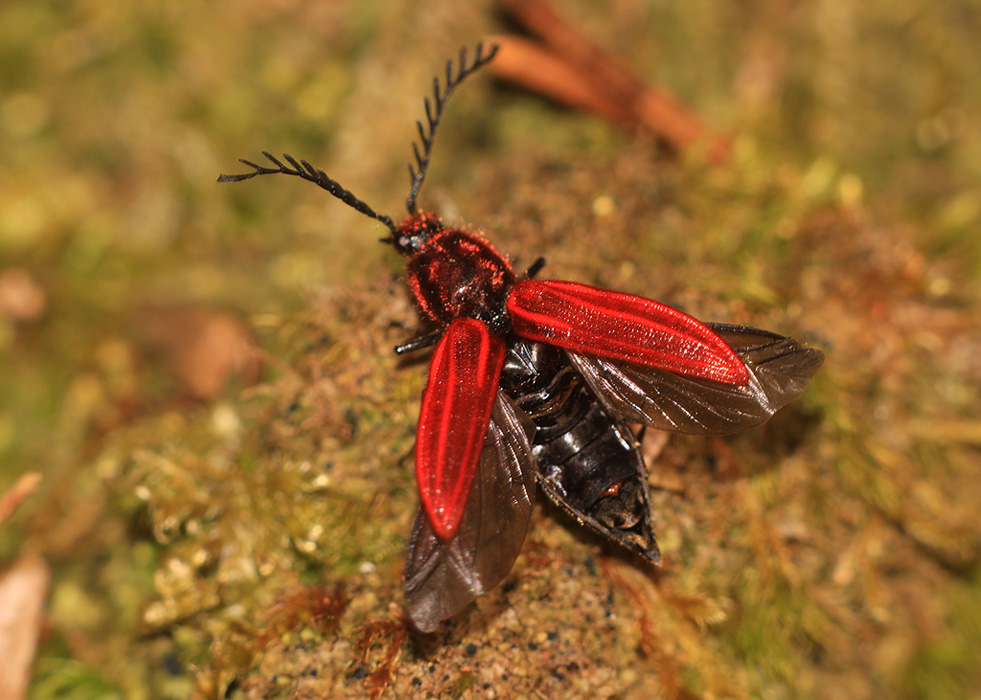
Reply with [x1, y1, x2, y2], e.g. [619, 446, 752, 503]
[1, 1, 979, 699]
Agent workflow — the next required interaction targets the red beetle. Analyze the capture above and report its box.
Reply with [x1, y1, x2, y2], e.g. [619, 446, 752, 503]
[220, 44, 824, 632]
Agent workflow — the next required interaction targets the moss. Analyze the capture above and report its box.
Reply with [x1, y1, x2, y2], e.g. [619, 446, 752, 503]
[2, 0, 979, 699]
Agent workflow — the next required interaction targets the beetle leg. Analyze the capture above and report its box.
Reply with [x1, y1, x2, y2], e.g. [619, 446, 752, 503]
[395, 328, 443, 354]
[523, 257, 546, 279]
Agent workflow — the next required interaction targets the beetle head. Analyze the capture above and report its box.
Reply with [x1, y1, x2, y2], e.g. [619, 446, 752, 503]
[387, 212, 445, 256]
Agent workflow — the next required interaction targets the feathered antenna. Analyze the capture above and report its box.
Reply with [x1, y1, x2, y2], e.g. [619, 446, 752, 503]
[405, 42, 499, 215]
[218, 43, 499, 229]
[218, 152, 396, 232]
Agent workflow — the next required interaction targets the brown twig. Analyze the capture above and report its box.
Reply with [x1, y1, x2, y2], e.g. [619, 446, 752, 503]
[488, 36, 634, 128]
[491, 0, 731, 163]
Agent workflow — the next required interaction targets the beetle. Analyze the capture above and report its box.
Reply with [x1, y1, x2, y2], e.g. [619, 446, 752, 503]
[219, 43, 824, 632]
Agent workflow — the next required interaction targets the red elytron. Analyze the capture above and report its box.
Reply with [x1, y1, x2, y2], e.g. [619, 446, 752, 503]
[416, 318, 506, 539]
[508, 280, 750, 384]
[220, 43, 824, 632]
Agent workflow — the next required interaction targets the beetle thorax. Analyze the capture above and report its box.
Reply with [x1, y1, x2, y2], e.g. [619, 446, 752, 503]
[397, 213, 516, 333]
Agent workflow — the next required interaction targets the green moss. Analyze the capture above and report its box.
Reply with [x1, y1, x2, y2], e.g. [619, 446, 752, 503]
[2, 0, 979, 698]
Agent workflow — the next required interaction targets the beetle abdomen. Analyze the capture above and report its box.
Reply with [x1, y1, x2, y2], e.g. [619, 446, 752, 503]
[499, 340, 660, 562]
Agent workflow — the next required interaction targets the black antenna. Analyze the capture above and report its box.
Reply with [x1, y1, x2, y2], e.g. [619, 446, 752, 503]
[406, 42, 499, 215]
[218, 152, 396, 232]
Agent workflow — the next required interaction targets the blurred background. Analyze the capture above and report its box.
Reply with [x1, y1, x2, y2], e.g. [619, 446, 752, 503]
[1, 0, 978, 698]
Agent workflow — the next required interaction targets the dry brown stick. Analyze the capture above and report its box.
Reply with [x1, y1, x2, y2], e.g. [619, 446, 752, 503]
[497, 0, 651, 101]
[487, 36, 633, 127]
[492, 0, 731, 163]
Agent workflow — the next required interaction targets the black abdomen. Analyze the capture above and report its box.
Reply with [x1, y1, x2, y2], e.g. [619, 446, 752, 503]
[499, 340, 660, 562]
